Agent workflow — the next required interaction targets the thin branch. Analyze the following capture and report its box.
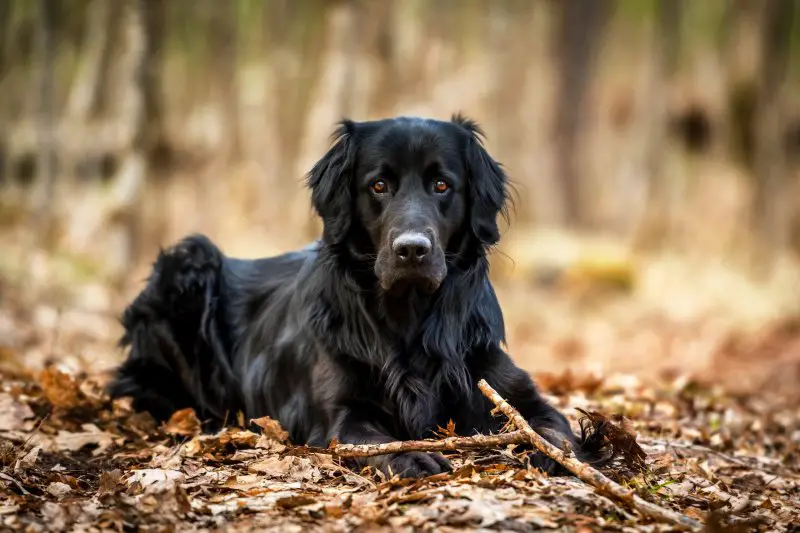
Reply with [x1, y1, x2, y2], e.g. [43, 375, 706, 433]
[292, 431, 529, 457]
[477, 379, 703, 532]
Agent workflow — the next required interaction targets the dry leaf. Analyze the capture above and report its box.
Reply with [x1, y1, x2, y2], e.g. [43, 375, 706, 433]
[163, 408, 201, 437]
[53, 424, 116, 455]
[181, 428, 260, 458]
[250, 415, 289, 442]
[14, 445, 40, 472]
[46, 481, 72, 499]
[127, 469, 185, 493]
[325, 504, 344, 518]
[276, 495, 317, 509]
[174, 485, 192, 514]
[0, 393, 34, 431]
[40, 502, 66, 531]
[436, 419, 458, 438]
[97, 469, 122, 496]
[39, 367, 84, 410]
[248, 456, 295, 476]
[576, 408, 647, 472]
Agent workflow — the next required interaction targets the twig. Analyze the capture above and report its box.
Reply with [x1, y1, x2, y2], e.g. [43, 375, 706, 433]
[477, 379, 703, 532]
[293, 431, 530, 457]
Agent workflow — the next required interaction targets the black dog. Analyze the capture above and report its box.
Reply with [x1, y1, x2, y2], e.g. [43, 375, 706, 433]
[109, 114, 609, 477]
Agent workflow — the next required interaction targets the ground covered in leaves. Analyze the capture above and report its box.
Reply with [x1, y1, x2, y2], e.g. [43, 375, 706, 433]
[1, 250, 799, 532]
[0, 364, 798, 533]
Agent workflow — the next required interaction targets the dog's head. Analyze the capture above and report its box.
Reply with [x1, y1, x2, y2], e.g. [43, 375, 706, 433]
[307, 114, 508, 294]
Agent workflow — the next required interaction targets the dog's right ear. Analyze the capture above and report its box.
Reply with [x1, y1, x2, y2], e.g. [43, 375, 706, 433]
[307, 120, 357, 245]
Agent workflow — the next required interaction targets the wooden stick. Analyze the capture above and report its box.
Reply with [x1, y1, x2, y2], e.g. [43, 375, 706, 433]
[288, 431, 530, 458]
[328, 430, 528, 456]
[477, 379, 703, 532]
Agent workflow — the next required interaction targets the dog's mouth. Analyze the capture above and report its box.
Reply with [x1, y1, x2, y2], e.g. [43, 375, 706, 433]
[379, 270, 445, 295]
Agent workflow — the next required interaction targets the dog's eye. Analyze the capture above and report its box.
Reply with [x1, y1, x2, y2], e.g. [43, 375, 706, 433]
[370, 179, 388, 194]
[433, 180, 449, 193]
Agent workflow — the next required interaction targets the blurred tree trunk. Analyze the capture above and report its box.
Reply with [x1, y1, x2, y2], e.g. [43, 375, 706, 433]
[631, 0, 683, 249]
[291, 0, 362, 240]
[751, 0, 795, 267]
[66, 0, 113, 121]
[32, 0, 58, 246]
[0, 0, 10, 86]
[366, 0, 396, 117]
[210, 0, 241, 162]
[488, 1, 535, 222]
[138, 0, 168, 168]
[552, 0, 610, 230]
[0, 1, 11, 187]
[106, 0, 165, 281]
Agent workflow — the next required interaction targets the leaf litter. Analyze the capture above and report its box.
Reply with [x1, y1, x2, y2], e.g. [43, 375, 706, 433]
[0, 363, 796, 532]
[0, 274, 799, 532]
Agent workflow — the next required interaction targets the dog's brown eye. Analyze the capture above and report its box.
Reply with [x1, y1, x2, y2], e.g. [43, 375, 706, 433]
[370, 179, 388, 194]
[434, 180, 449, 193]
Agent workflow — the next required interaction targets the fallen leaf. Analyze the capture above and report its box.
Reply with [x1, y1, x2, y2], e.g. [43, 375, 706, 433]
[250, 415, 289, 443]
[436, 419, 458, 438]
[46, 481, 72, 499]
[53, 424, 116, 455]
[223, 474, 261, 491]
[325, 504, 344, 518]
[576, 408, 647, 472]
[276, 495, 316, 509]
[174, 485, 192, 514]
[0, 393, 34, 431]
[14, 445, 40, 472]
[40, 502, 67, 531]
[126, 469, 185, 493]
[97, 469, 122, 496]
[163, 408, 201, 437]
[39, 367, 84, 410]
[248, 456, 295, 476]
[181, 428, 260, 457]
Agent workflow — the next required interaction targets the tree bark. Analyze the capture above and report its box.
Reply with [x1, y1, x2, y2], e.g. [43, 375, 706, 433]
[631, 0, 683, 249]
[137, 0, 168, 166]
[290, 0, 362, 240]
[103, 0, 161, 281]
[552, 0, 610, 229]
[210, 0, 241, 162]
[0, 0, 11, 84]
[751, 0, 794, 266]
[66, 0, 113, 121]
[32, 0, 58, 245]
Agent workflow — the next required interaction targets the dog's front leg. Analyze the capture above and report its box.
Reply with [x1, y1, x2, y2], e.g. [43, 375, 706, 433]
[479, 348, 585, 474]
[332, 410, 452, 478]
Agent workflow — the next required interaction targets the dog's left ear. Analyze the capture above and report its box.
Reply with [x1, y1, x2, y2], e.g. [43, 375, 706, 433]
[307, 120, 357, 245]
[451, 113, 508, 247]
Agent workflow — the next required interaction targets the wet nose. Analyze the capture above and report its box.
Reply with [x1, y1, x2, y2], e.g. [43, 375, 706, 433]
[392, 232, 432, 264]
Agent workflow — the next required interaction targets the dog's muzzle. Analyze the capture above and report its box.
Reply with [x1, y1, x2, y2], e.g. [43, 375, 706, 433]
[376, 230, 446, 293]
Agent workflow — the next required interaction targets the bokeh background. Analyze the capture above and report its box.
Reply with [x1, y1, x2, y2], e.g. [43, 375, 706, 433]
[1, 0, 799, 404]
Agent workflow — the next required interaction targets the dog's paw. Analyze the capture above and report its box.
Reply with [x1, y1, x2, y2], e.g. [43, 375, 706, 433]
[525, 452, 570, 476]
[385, 452, 452, 478]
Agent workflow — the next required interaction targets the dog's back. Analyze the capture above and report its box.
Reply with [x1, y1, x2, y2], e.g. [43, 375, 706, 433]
[109, 234, 317, 427]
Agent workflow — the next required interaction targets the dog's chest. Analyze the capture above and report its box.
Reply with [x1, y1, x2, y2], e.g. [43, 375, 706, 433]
[372, 358, 466, 439]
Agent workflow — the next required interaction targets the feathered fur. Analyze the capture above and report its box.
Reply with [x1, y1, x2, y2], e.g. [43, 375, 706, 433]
[109, 115, 611, 477]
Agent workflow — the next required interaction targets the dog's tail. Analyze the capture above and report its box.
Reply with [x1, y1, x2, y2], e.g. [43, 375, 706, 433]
[108, 234, 239, 427]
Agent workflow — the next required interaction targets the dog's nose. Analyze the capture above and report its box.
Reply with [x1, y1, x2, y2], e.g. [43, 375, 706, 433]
[393, 232, 432, 264]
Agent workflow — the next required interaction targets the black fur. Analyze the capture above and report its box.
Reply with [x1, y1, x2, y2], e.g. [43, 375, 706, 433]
[109, 115, 610, 478]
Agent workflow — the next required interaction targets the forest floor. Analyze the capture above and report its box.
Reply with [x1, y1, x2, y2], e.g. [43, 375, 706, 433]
[0, 241, 799, 532]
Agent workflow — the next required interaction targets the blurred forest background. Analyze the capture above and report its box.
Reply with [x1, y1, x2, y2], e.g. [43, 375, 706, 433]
[1, 0, 800, 402]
